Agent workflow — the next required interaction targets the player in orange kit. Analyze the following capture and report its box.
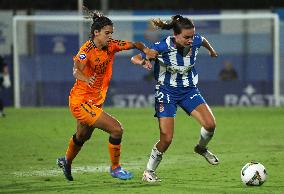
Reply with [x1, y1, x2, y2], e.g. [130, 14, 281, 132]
[56, 8, 157, 181]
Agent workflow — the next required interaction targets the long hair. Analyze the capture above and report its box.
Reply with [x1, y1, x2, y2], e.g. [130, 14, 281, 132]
[152, 15, 194, 34]
[83, 6, 113, 39]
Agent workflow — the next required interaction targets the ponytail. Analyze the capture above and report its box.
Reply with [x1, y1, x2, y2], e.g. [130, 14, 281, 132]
[152, 15, 194, 34]
[83, 6, 113, 39]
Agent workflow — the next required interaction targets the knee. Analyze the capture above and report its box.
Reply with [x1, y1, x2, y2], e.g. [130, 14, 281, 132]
[160, 133, 173, 146]
[203, 120, 216, 132]
[164, 137, 173, 146]
[111, 123, 124, 137]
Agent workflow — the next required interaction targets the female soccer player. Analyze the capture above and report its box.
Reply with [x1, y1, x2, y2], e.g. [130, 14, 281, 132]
[131, 15, 219, 182]
[0, 55, 11, 117]
[57, 8, 157, 181]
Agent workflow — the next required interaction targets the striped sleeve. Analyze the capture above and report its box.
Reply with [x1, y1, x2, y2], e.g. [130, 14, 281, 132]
[193, 33, 204, 47]
[109, 39, 132, 53]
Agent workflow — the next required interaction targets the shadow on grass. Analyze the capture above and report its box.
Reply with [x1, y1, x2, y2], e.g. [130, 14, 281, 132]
[0, 177, 161, 194]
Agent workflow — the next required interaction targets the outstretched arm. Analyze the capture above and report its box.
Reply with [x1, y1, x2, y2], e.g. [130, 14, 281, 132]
[130, 42, 158, 60]
[111, 39, 157, 59]
[131, 54, 152, 70]
[202, 37, 218, 57]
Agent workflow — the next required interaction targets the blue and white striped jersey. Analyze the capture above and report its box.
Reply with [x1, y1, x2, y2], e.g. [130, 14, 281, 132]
[142, 34, 204, 87]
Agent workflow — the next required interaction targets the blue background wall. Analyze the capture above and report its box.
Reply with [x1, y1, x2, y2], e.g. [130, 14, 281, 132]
[2, 9, 282, 107]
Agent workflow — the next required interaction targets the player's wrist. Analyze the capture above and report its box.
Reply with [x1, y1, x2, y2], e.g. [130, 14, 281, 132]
[143, 47, 150, 54]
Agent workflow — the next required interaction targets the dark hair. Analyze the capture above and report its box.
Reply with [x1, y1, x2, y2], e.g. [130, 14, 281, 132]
[152, 15, 194, 34]
[83, 6, 113, 39]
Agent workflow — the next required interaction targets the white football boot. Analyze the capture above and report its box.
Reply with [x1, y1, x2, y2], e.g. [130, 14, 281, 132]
[194, 144, 219, 165]
[142, 170, 161, 182]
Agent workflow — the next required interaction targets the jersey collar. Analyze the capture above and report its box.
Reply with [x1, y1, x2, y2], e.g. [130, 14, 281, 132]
[166, 36, 175, 49]
[89, 39, 97, 49]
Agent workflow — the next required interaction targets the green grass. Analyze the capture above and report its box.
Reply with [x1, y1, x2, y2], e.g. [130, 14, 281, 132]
[0, 107, 284, 194]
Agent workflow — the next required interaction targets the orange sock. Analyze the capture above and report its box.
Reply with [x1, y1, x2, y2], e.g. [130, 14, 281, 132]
[65, 136, 82, 164]
[108, 143, 121, 170]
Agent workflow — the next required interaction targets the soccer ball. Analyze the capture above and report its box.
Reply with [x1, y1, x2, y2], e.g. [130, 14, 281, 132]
[241, 162, 267, 186]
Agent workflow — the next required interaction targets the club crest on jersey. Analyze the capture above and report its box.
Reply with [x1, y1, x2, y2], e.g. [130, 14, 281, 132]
[184, 46, 192, 57]
[188, 48, 192, 56]
[159, 103, 164, 112]
[79, 53, 86, 60]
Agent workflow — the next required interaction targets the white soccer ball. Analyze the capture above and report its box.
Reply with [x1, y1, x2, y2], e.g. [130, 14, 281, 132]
[241, 162, 267, 186]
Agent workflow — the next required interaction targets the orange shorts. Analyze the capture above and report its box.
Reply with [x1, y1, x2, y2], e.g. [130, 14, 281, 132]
[70, 102, 103, 127]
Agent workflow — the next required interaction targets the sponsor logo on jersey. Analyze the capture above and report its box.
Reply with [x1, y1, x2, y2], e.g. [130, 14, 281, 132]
[79, 53, 86, 60]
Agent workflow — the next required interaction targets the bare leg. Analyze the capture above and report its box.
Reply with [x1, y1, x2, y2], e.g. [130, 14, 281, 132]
[146, 117, 174, 172]
[143, 117, 175, 182]
[156, 117, 175, 152]
[191, 103, 219, 165]
[191, 103, 216, 147]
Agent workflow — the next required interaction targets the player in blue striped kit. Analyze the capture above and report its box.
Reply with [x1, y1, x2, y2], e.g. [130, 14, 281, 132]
[131, 15, 219, 182]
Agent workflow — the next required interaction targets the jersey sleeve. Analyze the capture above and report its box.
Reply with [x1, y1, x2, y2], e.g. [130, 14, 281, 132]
[193, 33, 204, 48]
[73, 48, 90, 65]
[109, 39, 132, 53]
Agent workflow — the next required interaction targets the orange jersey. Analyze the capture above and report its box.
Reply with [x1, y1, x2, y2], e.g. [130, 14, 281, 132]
[69, 39, 132, 106]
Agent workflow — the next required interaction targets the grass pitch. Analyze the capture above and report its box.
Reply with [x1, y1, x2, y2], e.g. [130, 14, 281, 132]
[0, 107, 283, 194]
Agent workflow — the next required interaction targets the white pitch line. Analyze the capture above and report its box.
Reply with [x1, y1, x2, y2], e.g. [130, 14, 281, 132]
[12, 157, 193, 177]
[12, 162, 145, 177]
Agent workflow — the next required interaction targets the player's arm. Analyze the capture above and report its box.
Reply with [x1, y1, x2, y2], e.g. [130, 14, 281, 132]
[131, 42, 161, 70]
[202, 37, 218, 57]
[129, 42, 158, 60]
[111, 39, 157, 59]
[131, 54, 152, 70]
[73, 60, 95, 87]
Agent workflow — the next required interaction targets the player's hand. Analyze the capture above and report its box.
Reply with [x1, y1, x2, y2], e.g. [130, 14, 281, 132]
[142, 60, 152, 70]
[86, 75, 96, 88]
[209, 50, 218, 57]
[145, 49, 158, 60]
